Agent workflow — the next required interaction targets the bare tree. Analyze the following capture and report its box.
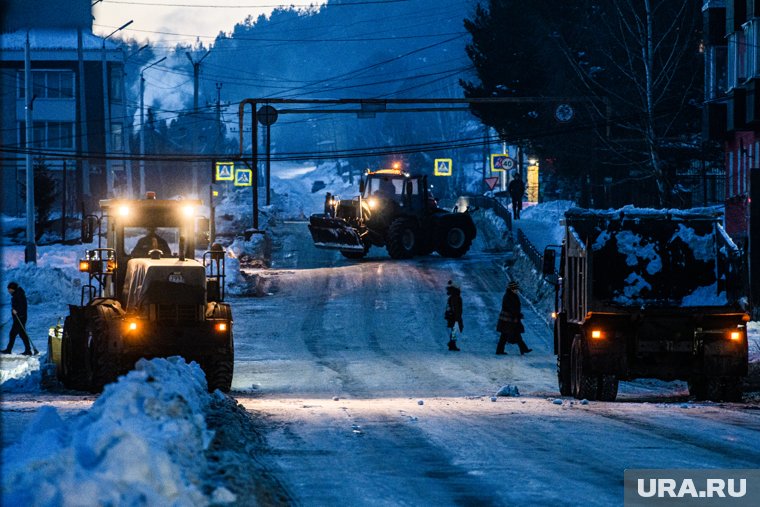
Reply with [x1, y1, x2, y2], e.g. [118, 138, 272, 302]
[554, 0, 701, 205]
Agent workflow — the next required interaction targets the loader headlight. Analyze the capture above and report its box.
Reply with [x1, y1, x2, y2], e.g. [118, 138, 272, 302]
[216, 322, 227, 332]
[118, 205, 130, 217]
[182, 204, 195, 218]
[126, 321, 139, 332]
[79, 260, 90, 272]
[367, 197, 378, 209]
[729, 331, 742, 341]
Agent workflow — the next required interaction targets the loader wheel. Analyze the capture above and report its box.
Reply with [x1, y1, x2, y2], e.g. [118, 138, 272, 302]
[206, 341, 234, 393]
[571, 335, 598, 400]
[436, 224, 472, 258]
[85, 305, 121, 393]
[387, 218, 417, 259]
[60, 316, 89, 391]
[597, 375, 619, 402]
[557, 354, 572, 396]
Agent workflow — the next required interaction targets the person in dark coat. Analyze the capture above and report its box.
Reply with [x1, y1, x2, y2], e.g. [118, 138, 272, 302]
[496, 280, 532, 355]
[507, 174, 526, 220]
[131, 227, 172, 258]
[444, 280, 463, 351]
[2, 282, 32, 355]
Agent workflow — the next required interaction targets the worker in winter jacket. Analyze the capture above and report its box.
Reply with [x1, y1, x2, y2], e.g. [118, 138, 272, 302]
[2, 282, 32, 355]
[444, 280, 463, 351]
[508, 174, 525, 220]
[496, 280, 532, 355]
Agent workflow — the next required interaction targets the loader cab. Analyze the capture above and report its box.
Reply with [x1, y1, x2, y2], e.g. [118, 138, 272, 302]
[98, 197, 202, 299]
[362, 170, 429, 212]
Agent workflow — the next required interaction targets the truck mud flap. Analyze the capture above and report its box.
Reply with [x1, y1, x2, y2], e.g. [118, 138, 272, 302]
[308, 214, 364, 252]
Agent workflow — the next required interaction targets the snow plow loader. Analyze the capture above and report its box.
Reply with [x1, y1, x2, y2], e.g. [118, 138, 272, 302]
[49, 194, 234, 392]
[308, 169, 477, 259]
[544, 208, 749, 402]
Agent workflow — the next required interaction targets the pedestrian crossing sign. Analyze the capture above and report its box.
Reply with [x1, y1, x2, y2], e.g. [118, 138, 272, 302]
[234, 168, 252, 187]
[434, 158, 452, 176]
[215, 161, 234, 181]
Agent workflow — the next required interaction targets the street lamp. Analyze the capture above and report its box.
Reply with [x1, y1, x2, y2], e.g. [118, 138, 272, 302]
[102, 20, 133, 197]
[139, 56, 166, 196]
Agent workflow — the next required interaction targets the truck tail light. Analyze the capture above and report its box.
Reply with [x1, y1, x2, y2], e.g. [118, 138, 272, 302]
[79, 260, 90, 272]
[590, 329, 604, 340]
[216, 323, 227, 332]
[730, 331, 742, 341]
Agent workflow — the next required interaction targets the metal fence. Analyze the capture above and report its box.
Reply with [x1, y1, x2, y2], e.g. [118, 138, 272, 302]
[516, 228, 545, 273]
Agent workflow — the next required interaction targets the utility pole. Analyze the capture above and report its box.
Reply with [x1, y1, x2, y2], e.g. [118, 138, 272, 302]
[216, 82, 223, 152]
[24, 30, 36, 264]
[139, 56, 166, 196]
[76, 28, 90, 209]
[186, 50, 210, 197]
[102, 20, 133, 198]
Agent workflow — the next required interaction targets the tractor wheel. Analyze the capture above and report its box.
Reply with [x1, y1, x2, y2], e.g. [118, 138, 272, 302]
[387, 218, 418, 259]
[436, 223, 472, 258]
[571, 335, 598, 400]
[597, 375, 619, 401]
[60, 315, 89, 391]
[206, 337, 234, 393]
[85, 305, 121, 393]
[557, 354, 572, 396]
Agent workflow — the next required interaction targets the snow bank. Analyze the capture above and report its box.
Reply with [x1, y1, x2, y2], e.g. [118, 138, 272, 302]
[1, 262, 83, 306]
[1, 357, 217, 507]
[0, 355, 41, 386]
[748, 322, 760, 363]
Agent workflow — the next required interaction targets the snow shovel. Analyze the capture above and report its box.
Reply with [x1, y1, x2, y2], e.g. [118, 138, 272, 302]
[12, 313, 39, 356]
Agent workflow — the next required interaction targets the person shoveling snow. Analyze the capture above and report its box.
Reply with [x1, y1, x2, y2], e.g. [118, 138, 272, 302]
[1, 282, 38, 356]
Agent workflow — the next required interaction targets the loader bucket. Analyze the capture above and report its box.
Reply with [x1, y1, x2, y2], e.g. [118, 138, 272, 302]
[308, 214, 364, 252]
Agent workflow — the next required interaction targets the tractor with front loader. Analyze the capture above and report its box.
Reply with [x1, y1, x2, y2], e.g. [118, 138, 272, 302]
[49, 194, 234, 392]
[308, 169, 477, 259]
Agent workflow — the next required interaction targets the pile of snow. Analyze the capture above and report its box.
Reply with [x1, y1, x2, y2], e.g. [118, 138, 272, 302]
[0, 262, 83, 306]
[517, 200, 574, 250]
[0, 355, 41, 386]
[748, 322, 760, 363]
[1, 357, 225, 506]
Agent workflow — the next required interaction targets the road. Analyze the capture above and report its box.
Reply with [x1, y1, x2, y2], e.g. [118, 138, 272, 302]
[228, 220, 760, 506]
[2, 217, 760, 506]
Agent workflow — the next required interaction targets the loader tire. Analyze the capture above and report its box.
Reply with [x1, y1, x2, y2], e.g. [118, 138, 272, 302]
[86, 305, 121, 393]
[387, 218, 417, 259]
[571, 335, 598, 400]
[597, 375, 619, 402]
[206, 346, 234, 393]
[436, 223, 472, 258]
[60, 315, 89, 391]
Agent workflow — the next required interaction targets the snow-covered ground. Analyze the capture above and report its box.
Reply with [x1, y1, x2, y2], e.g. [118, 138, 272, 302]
[3, 166, 760, 505]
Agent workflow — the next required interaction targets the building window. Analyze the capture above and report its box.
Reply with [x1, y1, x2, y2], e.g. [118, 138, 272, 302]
[111, 122, 123, 151]
[19, 121, 75, 149]
[705, 45, 728, 99]
[17, 70, 75, 99]
[744, 19, 760, 79]
[110, 67, 123, 102]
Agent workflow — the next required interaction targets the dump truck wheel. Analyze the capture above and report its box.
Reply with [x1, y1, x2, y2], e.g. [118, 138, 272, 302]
[557, 354, 572, 396]
[688, 376, 707, 400]
[597, 375, 619, 401]
[387, 218, 417, 259]
[436, 224, 472, 258]
[85, 305, 120, 393]
[60, 316, 89, 391]
[571, 335, 598, 400]
[720, 377, 743, 402]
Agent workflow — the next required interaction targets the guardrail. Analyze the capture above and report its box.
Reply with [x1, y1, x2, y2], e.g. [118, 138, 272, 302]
[516, 228, 543, 273]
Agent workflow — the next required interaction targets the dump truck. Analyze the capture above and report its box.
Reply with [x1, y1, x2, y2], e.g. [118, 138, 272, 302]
[543, 207, 749, 402]
[49, 194, 234, 392]
[308, 169, 477, 259]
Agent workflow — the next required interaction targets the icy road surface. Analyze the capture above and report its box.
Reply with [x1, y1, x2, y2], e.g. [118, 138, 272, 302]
[2, 218, 760, 506]
[229, 222, 760, 506]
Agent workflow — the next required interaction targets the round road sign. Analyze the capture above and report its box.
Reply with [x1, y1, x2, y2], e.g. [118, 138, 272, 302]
[257, 105, 279, 126]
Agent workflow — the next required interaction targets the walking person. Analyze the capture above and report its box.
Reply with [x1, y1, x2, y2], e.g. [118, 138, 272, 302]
[444, 280, 463, 351]
[2, 282, 33, 355]
[496, 281, 532, 355]
[508, 173, 525, 220]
